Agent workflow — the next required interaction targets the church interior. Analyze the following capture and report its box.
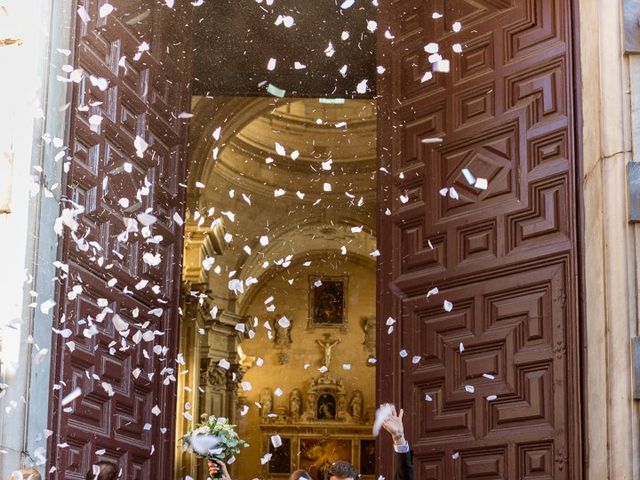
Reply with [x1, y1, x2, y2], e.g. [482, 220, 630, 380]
[175, 96, 377, 480]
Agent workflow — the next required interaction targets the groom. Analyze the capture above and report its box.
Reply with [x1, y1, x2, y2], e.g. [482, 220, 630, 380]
[327, 405, 413, 480]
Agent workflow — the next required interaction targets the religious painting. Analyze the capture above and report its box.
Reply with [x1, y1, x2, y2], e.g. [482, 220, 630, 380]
[309, 276, 347, 327]
[359, 440, 376, 476]
[316, 393, 336, 420]
[268, 437, 292, 475]
[299, 438, 353, 480]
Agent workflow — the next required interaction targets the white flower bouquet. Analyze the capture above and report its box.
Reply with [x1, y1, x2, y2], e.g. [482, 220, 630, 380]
[182, 415, 249, 472]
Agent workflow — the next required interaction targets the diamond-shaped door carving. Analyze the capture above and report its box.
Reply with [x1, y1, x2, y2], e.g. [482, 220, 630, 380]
[378, 1, 581, 477]
[48, 1, 191, 478]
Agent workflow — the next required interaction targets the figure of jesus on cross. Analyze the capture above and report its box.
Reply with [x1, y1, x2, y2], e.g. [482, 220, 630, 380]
[316, 335, 340, 369]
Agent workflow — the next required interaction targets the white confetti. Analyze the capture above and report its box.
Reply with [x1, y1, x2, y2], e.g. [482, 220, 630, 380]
[134, 135, 148, 158]
[112, 314, 128, 332]
[324, 42, 335, 57]
[486, 395, 497, 401]
[372, 403, 393, 436]
[77, 6, 90, 23]
[464, 385, 475, 393]
[99, 3, 114, 18]
[61, 387, 82, 406]
[271, 434, 282, 448]
[88, 115, 103, 133]
[40, 299, 56, 314]
[267, 58, 277, 71]
[277, 316, 290, 329]
[33, 348, 49, 364]
[356, 79, 368, 94]
[433, 59, 450, 73]
[443, 300, 453, 312]
[475, 178, 488, 190]
[461, 168, 476, 185]
[424, 43, 439, 54]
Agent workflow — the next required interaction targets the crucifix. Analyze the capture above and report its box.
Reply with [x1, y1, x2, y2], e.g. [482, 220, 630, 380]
[316, 334, 340, 369]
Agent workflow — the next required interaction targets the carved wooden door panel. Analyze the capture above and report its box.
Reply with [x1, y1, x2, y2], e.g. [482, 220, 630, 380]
[377, 0, 581, 478]
[48, 1, 191, 478]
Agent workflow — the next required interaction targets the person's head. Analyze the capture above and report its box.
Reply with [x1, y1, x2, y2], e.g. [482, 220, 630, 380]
[289, 469, 311, 480]
[9, 468, 41, 480]
[86, 461, 118, 480]
[327, 461, 359, 480]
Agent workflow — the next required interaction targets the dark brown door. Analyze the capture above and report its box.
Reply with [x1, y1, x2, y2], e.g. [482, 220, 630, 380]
[377, 1, 581, 478]
[47, 1, 190, 477]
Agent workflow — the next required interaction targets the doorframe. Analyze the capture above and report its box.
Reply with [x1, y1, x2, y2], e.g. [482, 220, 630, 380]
[577, 0, 640, 479]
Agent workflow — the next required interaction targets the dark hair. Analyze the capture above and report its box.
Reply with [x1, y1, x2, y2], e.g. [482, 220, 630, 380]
[327, 461, 358, 480]
[289, 469, 312, 480]
[86, 461, 119, 480]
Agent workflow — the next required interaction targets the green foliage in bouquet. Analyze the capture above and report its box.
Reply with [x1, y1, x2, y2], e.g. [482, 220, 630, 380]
[182, 415, 249, 461]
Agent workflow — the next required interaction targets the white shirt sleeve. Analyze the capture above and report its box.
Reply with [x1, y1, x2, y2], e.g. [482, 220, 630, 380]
[393, 443, 410, 453]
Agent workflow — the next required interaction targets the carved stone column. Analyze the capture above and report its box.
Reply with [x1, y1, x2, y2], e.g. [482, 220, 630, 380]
[199, 310, 250, 425]
[183, 217, 225, 284]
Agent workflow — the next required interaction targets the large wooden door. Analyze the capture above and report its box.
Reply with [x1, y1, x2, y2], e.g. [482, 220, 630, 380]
[377, 1, 581, 478]
[47, 1, 191, 477]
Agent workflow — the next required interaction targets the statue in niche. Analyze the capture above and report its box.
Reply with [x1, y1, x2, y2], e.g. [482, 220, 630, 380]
[275, 317, 293, 365]
[278, 351, 289, 365]
[336, 394, 352, 422]
[260, 388, 273, 418]
[349, 390, 363, 421]
[361, 316, 376, 356]
[317, 393, 336, 420]
[301, 393, 316, 421]
[275, 320, 293, 348]
[290, 389, 302, 420]
[316, 334, 340, 369]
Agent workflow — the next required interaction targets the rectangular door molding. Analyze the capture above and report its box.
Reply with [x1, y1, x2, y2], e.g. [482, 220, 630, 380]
[47, 1, 191, 477]
[376, 0, 582, 478]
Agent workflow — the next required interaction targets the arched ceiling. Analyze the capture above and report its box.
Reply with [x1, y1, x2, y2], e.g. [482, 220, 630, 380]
[187, 97, 377, 313]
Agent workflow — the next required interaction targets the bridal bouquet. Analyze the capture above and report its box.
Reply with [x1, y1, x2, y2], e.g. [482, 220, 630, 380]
[182, 415, 249, 463]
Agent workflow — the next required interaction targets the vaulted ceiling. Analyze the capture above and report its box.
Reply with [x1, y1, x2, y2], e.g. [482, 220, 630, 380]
[186, 97, 377, 312]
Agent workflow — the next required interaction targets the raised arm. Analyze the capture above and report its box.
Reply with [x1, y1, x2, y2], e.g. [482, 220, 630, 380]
[382, 406, 414, 480]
